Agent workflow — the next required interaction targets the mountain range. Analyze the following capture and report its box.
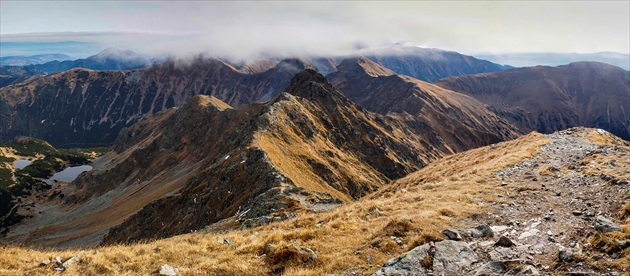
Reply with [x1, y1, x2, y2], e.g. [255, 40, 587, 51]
[437, 62, 630, 140]
[476, 51, 630, 70]
[0, 45, 628, 275]
[0, 54, 72, 66]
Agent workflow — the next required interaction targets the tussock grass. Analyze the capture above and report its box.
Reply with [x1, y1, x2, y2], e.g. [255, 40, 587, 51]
[0, 132, 549, 275]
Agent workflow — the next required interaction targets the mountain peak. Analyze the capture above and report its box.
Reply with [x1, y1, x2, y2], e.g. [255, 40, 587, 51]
[271, 58, 315, 72]
[188, 95, 232, 112]
[336, 56, 396, 77]
[284, 69, 335, 99]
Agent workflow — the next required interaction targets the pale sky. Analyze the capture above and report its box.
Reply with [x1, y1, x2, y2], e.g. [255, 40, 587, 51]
[1, 1, 629, 59]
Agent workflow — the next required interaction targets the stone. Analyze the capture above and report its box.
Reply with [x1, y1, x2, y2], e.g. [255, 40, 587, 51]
[513, 265, 540, 275]
[594, 216, 622, 233]
[373, 240, 478, 276]
[222, 238, 232, 245]
[495, 236, 515, 247]
[558, 248, 574, 262]
[490, 225, 509, 233]
[470, 225, 494, 238]
[474, 260, 526, 275]
[159, 264, 179, 276]
[443, 229, 462, 241]
[294, 245, 318, 264]
[62, 250, 86, 268]
[40, 259, 51, 266]
[54, 256, 63, 264]
[572, 210, 583, 216]
[518, 229, 540, 240]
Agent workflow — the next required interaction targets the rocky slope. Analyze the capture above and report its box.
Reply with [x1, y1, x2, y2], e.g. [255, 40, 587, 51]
[436, 62, 630, 140]
[328, 56, 520, 152]
[2, 128, 626, 275]
[374, 127, 629, 275]
[0, 57, 312, 147]
[1, 70, 445, 247]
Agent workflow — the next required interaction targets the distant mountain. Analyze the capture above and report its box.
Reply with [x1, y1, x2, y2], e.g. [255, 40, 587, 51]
[309, 45, 510, 82]
[235, 46, 511, 82]
[328, 56, 519, 151]
[476, 52, 630, 70]
[0, 54, 72, 66]
[31, 48, 158, 74]
[0, 66, 43, 88]
[436, 62, 630, 140]
[2, 70, 440, 247]
[0, 57, 313, 147]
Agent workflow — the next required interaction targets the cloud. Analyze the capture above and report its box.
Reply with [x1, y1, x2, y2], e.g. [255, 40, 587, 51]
[1, 1, 628, 59]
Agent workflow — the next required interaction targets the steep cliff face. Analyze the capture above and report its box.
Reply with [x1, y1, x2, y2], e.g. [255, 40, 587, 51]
[436, 62, 630, 140]
[328, 57, 520, 152]
[0, 57, 313, 147]
[4, 70, 447, 247]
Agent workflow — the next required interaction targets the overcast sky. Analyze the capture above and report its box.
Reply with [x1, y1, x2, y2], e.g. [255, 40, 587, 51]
[1, 1, 629, 59]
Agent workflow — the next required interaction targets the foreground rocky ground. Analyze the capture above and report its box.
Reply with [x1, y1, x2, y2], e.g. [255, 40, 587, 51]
[1, 128, 627, 275]
[376, 128, 629, 275]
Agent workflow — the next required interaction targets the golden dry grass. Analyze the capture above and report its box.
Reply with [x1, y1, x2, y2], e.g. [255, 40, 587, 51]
[0, 132, 549, 275]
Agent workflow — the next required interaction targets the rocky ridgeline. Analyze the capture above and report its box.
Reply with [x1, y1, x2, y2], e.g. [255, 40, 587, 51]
[375, 128, 629, 275]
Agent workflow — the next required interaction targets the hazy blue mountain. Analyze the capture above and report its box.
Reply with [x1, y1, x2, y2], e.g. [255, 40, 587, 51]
[0, 54, 72, 66]
[32, 48, 159, 74]
[0, 41, 101, 59]
[476, 52, 630, 70]
[308, 45, 510, 82]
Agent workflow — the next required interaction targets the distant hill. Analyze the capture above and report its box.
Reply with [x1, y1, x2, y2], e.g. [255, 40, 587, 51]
[436, 62, 630, 140]
[0, 54, 72, 66]
[476, 52, 630, 70]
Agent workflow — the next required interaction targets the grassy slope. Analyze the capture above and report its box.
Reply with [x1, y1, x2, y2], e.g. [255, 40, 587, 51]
[0, 132, 551, 275]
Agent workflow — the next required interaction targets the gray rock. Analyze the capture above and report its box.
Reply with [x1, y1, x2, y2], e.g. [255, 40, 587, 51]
[471, 225, 494, 238]
[594, 216, 622, 233]
[474, 260, 526, 275]
[294, 245, 317, 264]
[558, 248, 574, 262]
[443, 229, 463, 241]
[159, 264, 178, 276]
[512, 265, 540, 275]
[495, 236, 516, 247]
[62, 250, 86, 268]
[373, 240, 477, 276]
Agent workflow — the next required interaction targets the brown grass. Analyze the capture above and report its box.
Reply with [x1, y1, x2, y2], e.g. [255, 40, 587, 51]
[0, 132, 549, 275]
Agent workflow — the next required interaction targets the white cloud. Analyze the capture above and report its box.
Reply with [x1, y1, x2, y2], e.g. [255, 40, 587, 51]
[1, 1, 628, 58]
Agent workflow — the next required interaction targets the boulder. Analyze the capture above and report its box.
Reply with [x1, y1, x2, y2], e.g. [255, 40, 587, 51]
[373, 240, 477, 275]
[594, 216, 622, 233]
